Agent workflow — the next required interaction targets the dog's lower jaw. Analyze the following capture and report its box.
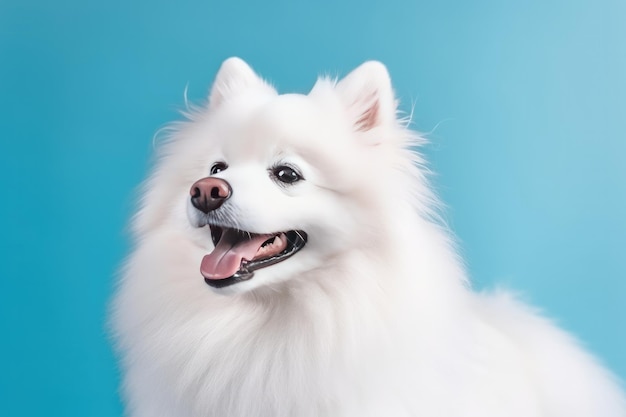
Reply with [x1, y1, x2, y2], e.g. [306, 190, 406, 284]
[201, 228, 308, 289]
[203, 268, 254, 289]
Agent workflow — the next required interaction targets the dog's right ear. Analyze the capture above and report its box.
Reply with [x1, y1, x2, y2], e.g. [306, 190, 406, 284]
[335, 61, 397, 135]
[209, 57, 276, 110]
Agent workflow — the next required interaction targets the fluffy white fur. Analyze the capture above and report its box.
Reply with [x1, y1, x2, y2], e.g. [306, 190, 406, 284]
[111, 58, 626, 417]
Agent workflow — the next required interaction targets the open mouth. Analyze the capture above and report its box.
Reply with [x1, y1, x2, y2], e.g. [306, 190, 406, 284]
[200, 226, 307, 288]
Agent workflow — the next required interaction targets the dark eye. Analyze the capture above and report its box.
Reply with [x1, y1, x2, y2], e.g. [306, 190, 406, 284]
[272, 165, 303, 184]
[210, 162, 228, 175]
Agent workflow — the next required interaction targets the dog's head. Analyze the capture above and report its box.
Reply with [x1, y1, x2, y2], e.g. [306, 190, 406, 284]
[136, 58, 425, 295]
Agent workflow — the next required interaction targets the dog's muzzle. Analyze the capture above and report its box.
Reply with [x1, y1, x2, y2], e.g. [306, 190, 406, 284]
[188, 176, 307, 289]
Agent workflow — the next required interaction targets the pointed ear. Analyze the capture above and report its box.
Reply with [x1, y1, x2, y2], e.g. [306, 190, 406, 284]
[335, 61, 397, 132]
[208, 57, 275, 109]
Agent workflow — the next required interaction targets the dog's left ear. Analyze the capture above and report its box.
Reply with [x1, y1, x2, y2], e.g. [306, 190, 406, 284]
[209, 57, 276, 110]
[336, 61, 397, 133]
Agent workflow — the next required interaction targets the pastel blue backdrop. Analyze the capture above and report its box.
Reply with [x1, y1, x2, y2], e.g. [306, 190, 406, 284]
[1, 0, 624, 416]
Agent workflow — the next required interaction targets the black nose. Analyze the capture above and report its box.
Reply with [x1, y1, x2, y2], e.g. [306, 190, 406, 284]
[190, 177, 232, 213]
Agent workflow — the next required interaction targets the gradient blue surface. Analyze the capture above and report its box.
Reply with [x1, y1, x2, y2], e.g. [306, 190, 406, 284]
[1, 1, 624, 415]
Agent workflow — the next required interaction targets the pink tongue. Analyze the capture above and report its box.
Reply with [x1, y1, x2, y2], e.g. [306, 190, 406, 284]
[201, 232, 273, 280]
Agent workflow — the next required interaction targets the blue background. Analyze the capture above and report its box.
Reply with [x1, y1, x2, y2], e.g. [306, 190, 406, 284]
[1, 1, 624, 415]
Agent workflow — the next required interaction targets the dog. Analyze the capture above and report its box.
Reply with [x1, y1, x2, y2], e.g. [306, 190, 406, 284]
[111, 57, 626, 417]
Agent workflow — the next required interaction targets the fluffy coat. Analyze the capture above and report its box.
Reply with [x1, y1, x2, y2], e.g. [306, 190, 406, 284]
[111, 58, 626, 417]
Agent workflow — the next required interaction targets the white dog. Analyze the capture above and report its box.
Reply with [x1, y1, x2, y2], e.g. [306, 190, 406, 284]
[111, 58, 626, 417]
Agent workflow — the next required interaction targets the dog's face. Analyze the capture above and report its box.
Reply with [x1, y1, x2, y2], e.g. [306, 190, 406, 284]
[144, 58, 410, 295]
